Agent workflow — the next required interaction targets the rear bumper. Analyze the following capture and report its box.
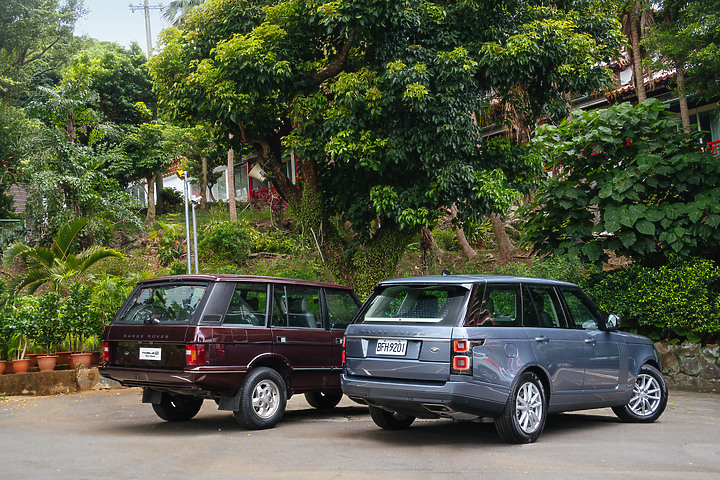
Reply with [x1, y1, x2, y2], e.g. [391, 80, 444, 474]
[341, 373, 508, 418]
[99, 365, 247, 396]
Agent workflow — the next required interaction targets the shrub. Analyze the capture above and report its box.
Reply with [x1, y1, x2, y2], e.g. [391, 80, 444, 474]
[199, 220, 253, 264]
[590, 257, 720, 341]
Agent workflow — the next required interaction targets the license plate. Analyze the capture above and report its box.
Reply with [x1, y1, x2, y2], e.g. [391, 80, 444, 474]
[139, 347, 162, 361]
[375, 339, 407, 356]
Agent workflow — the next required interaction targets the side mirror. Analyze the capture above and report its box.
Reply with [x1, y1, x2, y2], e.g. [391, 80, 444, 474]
[604, 313, 621, 331]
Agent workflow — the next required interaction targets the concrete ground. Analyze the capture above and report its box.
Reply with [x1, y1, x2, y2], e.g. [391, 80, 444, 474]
[0, 388, 718, 479]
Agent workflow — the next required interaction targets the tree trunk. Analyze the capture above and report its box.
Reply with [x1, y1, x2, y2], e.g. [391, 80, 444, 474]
[449, 204, 477, 260]
[629, 8, 646, 103]
[420, 226, 447, 272]
[227, 145, 237, 222]
[490, 213, 514, 264]
[200, 156, 208, 210]
[676, 67, 691, 133]
[155, 171, 164, 214]
[145, 172, 156, 226]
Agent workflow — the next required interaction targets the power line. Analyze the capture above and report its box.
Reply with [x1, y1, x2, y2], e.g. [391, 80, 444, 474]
[129, 1, 164, 57]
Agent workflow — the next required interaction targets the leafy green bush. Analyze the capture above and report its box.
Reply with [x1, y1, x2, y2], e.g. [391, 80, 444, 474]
[473, 255, 600, 289]
[199, 220, 253, 264]
[590, 257, 720, 341]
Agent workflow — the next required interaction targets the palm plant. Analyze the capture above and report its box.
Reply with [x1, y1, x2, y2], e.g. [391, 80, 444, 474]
[2, 217, 123, 295]
[163, 0, 206, 28]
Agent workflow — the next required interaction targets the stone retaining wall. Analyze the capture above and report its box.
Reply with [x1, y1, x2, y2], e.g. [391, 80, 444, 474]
[0, 367, 119, 396]
[655, 341, 720, 392]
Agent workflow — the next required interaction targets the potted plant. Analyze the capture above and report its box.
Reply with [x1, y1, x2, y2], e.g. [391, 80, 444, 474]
[34, 293, 64, 371]
[62, 283, 101, 368]
[6, 295, 39, 374]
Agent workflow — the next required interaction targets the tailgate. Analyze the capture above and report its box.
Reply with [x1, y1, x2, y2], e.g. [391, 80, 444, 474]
[344, 325, 454, 381]
[105, 325, 191, 370]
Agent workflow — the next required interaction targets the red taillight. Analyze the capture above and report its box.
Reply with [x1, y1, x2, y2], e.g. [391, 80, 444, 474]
[102, 342, 110, 362]
[453, 340, 469, 352]
[451, 339, 481, 375]
[186, 344, 206, 366]
[342, 336, 346, 365]
[453, 356, 470, 370]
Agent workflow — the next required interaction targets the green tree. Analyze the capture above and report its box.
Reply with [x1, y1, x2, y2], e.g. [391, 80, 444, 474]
[118, 121, 177, 225]
[61, 42, 155, 126]
[524, 99, 720, 266]
[3, 217, 123, 295]
[150, 0, 622, 293]
[0, 0, 86, 101]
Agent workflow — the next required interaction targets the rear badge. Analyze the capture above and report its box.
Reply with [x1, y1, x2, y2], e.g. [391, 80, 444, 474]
[430, 347, 440, 353]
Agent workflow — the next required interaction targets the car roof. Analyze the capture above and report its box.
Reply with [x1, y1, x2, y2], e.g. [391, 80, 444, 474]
[377, 274, 578, 288]
[138, 274, 354, 290]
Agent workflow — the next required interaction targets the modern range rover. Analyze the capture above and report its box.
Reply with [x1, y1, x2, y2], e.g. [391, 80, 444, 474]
[100, 274, 361, 429]
[341, 275, 668, 443]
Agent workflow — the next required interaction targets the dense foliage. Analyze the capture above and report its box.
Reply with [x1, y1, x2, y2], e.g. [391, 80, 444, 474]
[524, 99, 720, 266]
[590, 257, 720, 341]
[149, 0, 623, 293]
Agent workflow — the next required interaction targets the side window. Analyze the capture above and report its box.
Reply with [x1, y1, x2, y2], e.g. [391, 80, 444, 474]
[224, 283, 267, 326]
[466, 284, 521, 327]
[325, 289, 360, 329]
[272, 285, 322, 328]
[522, 285, 564, 328]
[560, 288, 601, 330]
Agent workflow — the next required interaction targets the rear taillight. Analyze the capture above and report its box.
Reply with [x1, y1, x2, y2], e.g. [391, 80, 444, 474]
[102, 342, 110, 362]
[186, 344, 206, 366]
[342, 336, 346, 365]
[451, 339, 482, 375]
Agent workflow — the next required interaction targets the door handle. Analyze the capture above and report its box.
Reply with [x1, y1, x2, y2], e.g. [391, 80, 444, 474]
[534, 336, 549, 344]
[584, 338, 596, 345]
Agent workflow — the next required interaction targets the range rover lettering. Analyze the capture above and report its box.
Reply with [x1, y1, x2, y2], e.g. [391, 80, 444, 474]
[100, 275, 360, 429]
[341, 275, 667, 443]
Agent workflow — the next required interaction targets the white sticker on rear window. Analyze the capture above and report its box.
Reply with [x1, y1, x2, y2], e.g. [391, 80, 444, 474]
[139, 347, 162, 361]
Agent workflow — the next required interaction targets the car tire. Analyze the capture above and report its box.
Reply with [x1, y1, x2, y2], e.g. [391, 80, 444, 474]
[234, 367, 287, 430]
[368, 406, 415, 430]
[495, 371, 547, 444]
[612, 364, 668, 423]
[304, 391, 343, 410]
[152, 393, 203, 422]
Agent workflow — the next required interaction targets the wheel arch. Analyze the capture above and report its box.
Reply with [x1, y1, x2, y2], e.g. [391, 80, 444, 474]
[521, 365, 551, 403]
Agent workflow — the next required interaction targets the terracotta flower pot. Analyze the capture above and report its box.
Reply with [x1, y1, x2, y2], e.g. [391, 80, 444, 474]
[0, 360, 6, 375]
[90, 351, 101, 366]
[27, 353, 38, 368]
[4, 361, 14, 374]
[56, 351, 72, 366]
[37, 355, 58, 372]
[11, 358, 32, 374]
[70, 352, 92, 369]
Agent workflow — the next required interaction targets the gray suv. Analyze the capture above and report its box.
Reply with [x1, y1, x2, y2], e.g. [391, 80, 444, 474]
[341, 275, 667, 443]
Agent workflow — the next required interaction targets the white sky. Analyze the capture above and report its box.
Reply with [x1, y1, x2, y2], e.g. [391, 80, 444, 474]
[74, 0, 172, 55]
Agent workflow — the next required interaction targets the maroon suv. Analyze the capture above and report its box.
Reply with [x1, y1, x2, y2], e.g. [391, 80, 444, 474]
[99, 275, 361, 429]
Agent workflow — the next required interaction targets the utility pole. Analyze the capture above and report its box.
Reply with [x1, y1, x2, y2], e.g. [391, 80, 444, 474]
[129, 1, 163, 57]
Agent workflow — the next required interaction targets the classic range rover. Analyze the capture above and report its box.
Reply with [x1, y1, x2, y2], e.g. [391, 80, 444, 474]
[341, 275, 668, 443]
[100, 275, 360, 429]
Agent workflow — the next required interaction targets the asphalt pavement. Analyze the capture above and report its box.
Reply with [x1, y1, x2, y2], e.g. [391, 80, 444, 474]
[0, 388, 718, 479]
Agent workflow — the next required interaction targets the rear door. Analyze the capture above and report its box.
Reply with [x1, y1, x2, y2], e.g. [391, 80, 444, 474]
[325, 288, 362, 387]
[270, 284, 333, 389]
[105, 282, 210, 370]
[344, 284, 469, 382]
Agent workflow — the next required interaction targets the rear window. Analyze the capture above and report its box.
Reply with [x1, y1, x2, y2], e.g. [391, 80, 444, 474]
[357, 285, 468, 326]
[115, 284, 207, 324]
